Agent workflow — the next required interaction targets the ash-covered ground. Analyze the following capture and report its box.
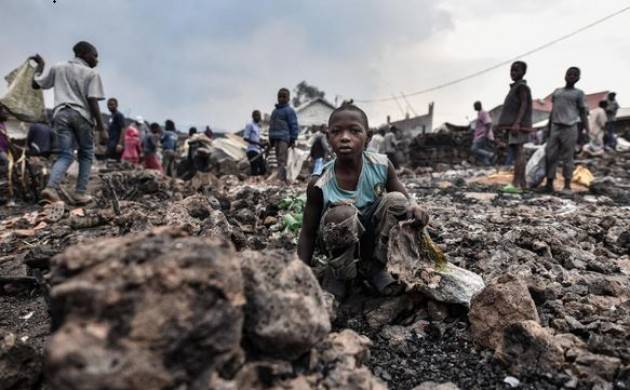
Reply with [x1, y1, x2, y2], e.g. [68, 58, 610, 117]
[1, 153, 629, 390]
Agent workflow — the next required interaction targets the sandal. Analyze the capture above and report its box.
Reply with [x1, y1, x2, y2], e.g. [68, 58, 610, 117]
[369, 269, 404, 296]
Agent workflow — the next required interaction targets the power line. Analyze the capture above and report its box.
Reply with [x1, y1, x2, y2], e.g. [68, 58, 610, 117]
[354, 5, 630, 104]
[400, 92, 418, 116]
[391, 94, 407, 117]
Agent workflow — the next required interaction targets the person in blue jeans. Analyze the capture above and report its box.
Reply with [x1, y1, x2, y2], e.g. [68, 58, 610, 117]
[31, 41, 106, 205]
[309, 125, 330, 175]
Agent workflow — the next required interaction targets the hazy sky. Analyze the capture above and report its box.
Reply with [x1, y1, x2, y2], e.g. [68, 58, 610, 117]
[2, 0, 629, 131]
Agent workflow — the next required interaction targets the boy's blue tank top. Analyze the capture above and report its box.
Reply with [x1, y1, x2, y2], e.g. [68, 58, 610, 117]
[314, 151, 389, 210]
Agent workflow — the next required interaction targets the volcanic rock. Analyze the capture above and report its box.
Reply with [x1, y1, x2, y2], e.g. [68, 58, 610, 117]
[46, 227, 245, 390]
[495, 320, 565, 376]
[240, 250, 331, 360]
[468, 276, 540, 350]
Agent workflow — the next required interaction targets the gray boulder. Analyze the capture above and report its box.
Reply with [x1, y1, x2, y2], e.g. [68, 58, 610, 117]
[240, 250, 331, 360]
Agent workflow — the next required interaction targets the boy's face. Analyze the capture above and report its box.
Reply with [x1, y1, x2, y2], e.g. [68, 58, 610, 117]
[277, 90, 290, 105]
[252, 111, 261, 123]
[327, 110, 368, 158]
[510, 64, 525, 81]
[82, 48, 99, 68]
[474, 102, 481, 111]
[565, 69, 580, 86]
[107, 100, 118, 113]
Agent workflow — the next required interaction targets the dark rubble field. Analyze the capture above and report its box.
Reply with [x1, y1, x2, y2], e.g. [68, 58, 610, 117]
[1, 153, 629, 390]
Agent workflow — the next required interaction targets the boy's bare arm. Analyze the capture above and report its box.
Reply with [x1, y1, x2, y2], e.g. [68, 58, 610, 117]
[385, 162, 410, 197]
[385, 162, 429, 227]
[298, 178, 324, 265]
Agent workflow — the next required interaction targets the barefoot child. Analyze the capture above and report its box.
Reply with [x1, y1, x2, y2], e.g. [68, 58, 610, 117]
[544, 67, 589, 194]
[497, 61, 532, 191]
[298, 104, 429, 300]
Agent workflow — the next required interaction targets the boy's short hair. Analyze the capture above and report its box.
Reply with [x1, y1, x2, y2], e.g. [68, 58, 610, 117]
[278, 88, 290, 96]
[512, 61, 527, 73]
[165, 120, 175, 131]
[252, 110, 261, 116]
[599, 100, 608, 109]
[328, 103, 369, 129]
[149, 122, 161, 131]
[73, 41, 96, 57]
[567, 66, 580, 74]
[107, 97, 118, 104]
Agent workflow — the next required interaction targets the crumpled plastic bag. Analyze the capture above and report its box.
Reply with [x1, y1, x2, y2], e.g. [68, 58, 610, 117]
[525, 145, 546, 188]
[387, 224, 485, 306]
[572, 165, 593, 187]
[286, 147, 310, 182]
[617, 137, 630, 152]
[0, 60, 46, 123]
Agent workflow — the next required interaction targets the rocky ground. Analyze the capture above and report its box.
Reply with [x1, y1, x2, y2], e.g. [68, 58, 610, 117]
[0, 153, 629, 390]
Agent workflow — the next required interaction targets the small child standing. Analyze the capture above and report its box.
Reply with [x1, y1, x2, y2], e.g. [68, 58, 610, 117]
[243, 110, 266, 176]
[121, 124, 142, 165]
[496, 61, 532, 191]
[143, 123, 164, 173]
[298, 104, 429, 300]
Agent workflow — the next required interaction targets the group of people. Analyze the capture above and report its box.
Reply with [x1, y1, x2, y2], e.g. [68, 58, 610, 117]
[3, 39, 621, 208]
[471, 61, 621, 194]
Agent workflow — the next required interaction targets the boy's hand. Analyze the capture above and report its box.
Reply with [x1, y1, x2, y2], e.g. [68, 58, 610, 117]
[407, 204, 429, 228]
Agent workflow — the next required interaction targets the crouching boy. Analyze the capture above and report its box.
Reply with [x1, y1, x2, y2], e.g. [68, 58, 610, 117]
[298, 104, 429, 300]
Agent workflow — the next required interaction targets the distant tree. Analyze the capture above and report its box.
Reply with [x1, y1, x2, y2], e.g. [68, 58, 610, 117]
[292, 81, 325, 107]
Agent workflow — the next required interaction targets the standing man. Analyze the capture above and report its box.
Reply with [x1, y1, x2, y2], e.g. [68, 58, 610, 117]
[383, 126, 400, 169]
[544, 67, 589, 194]
[243, 110, 266, 177]
[368, 127, 386, 153]
[106, 97, 125, 159]
[31, 41, 106, 205]
[269, 88, 299, 182]
[584, 100, 608, 155]
[604, 92, 619, 150]
[470, 101, 495, 166]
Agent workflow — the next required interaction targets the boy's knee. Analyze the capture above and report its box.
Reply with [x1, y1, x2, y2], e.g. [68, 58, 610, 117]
[322, 204, 358, 225]
[321, 204, 364, 253]
[381, 191, 408, 213]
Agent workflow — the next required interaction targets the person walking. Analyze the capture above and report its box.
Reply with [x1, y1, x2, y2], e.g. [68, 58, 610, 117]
[31, 41, 106, 205]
